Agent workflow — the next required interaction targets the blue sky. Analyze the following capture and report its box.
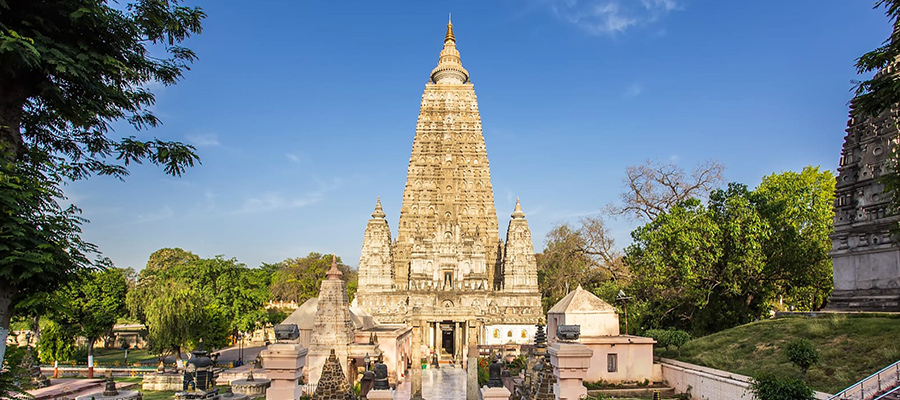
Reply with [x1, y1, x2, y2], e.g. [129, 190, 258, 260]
[67, 0, 890, 271]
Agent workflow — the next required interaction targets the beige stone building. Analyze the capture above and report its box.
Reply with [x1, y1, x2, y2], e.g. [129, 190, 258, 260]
[547, 286, 656, 383]
[354, 19, 542, 364]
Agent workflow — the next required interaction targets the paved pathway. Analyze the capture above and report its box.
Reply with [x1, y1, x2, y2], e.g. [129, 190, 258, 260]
[394, 365, 467, 400]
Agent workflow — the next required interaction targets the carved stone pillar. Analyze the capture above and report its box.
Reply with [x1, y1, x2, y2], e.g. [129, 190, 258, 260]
[260, 342, 308, 400]
[548, 342, 592, 400]
[467, 320, 480, 400]
[410, 319, 425, 400]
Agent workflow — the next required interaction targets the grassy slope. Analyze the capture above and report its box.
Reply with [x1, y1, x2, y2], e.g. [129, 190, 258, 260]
[665, 315, 900, 394]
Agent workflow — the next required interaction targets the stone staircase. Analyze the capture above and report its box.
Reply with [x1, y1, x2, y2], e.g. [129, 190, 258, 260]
[828, 359, 900, 400]
[827, 289, 900, 312]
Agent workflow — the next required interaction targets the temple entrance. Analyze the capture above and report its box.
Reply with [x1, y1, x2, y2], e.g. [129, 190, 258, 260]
[440, 322, 455, 361]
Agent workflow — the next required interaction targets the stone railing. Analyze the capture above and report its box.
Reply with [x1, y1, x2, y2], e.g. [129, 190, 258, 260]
[659, 358, 832, 400]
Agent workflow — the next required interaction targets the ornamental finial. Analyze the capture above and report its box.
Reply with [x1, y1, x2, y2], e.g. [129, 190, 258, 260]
[327, 253, 342, 280]
[445, 13, 455, 43]
[512, 197, 526, 219]
[372, 197, 386, 219]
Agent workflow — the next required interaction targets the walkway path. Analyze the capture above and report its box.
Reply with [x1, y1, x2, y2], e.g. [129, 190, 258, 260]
[394, 365, 467, 400]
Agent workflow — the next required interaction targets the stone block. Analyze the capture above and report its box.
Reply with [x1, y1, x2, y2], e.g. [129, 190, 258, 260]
[481, 386, 511, 400]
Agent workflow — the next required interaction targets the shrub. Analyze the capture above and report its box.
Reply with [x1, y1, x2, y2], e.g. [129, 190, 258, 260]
[750, 373, 814, 400]
[477, 356, 490, 386]
[785, 338, 819, 379]
[646, 329, 691, 355]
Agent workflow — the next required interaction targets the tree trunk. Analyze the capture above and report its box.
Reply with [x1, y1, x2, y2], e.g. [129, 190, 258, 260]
[0, 80, 27, 158]
[32, 314, 41, 344]
[88, 336, 95, 360]
[0, 283, 14, 365]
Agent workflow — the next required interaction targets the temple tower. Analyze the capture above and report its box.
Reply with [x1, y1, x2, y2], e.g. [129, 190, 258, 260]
[358, 198, 394, 292]
[502, 199, 539, 293]
[829, 100, 900, 311]
[307, 256, 355, 384]
[355, 18, 542, 364]
[393, 17, 501, 292]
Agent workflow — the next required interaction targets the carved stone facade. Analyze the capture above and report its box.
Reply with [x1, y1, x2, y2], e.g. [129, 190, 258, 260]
[355, 19, 542, 363]
[829, 98, 900, 311]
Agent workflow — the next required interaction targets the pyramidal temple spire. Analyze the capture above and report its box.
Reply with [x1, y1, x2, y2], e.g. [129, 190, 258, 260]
[431, 16, 469, 84]
[372, 197, 385, 219]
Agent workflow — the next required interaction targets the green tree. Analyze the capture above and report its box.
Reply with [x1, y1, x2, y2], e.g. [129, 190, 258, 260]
[749, 373, 815, 400]
[626, 185, 771, 334]
[785, 338, 819, 381]
[35, 320, 77, 363]
[0, 150, 95, 364]
[0, 0, 205, 363]
[754, 167, 835, 311]
[127, 248, 269, 356]
[851, 1, 900, 118]
[536, 224, 604, 312]
[52, 267, 129, 360]
[269, 253, 357, 305]
[626, 168, 836, 334]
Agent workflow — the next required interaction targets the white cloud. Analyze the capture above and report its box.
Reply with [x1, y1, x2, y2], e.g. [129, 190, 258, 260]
[624, 82, 643, 98]
[236, 178, 342, 214]
[286, 153, 303, 163]
[549, 0, 680, 36]
[187, 133, 220, 147]
[136, 206, 174, 223]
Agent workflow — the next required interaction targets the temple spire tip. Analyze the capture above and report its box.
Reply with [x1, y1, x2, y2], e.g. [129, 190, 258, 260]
[327, 253, 342, 279]
[512, 197, 525, 219]
[445, 14, 455, 43]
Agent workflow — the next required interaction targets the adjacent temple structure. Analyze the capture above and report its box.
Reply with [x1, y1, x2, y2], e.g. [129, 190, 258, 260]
[354, 18, 542, 363]
[829, 68, 900, 311]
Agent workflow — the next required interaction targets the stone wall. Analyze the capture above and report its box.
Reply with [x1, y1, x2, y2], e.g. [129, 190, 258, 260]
[659, 358, 831, 400]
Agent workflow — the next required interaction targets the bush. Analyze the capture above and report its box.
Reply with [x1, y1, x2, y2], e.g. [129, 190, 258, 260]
[750, 373, 814, 400]
[646, 329, 691, 354]
[0, 345, 31, 395]
[477, 356, 490, 386]
[507, 355, 526, 376]
[786, 338, 819, 379]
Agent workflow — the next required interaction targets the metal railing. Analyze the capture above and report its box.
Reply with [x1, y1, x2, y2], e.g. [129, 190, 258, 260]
[828, 359, 900, 400]
[873, 385, 900, 400]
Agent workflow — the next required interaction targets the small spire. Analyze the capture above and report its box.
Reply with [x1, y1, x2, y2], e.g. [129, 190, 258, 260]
[372, 197, 386, 219]
[445, 13, 455, 43]
[327, 253, 342, 280]
[511, 197, 526, 219]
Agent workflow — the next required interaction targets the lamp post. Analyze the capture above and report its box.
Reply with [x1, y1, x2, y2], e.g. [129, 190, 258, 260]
[615, 290, 632, 335]
[364, 353, 371, 371]
[238, 331, 244, 367]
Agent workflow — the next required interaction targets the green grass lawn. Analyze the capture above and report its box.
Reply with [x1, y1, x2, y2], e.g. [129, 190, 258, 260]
[663, 314, 900, 394]
[89, 348, 160, 365]
[140, 390, 177, 400]
[139, 386, 229, 400]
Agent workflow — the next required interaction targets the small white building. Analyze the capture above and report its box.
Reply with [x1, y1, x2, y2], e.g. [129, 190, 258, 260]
[547, 285, 657, 383]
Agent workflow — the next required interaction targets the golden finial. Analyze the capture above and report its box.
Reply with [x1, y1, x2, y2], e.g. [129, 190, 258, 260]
[445, 13, 455, 43]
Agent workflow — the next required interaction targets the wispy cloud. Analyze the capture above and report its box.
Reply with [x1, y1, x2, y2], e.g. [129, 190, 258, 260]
[135, 206, 174, 223]
[187, 133, 221, 147]
[236, 178, 342, 214]
[624, 82, 643, 98]
[286, 153, 303, 163]
[548, 0, 681, 36]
